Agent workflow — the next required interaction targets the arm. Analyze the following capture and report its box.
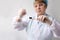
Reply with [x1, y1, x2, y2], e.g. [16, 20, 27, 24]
[50, 19, 60, 37]
[12, 16, 29, 31]
[12, 9, 29, 31]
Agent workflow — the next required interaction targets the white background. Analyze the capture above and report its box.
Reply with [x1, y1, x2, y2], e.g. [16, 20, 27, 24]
[0, 0, 60, 40]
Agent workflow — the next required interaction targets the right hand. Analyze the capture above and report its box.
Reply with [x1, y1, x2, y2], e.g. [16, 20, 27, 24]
[16, 9, 26, 22]
[18, 9, 26, 17]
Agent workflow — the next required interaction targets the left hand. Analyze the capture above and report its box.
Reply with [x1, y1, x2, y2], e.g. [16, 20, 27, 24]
[37, 15, 52, 25]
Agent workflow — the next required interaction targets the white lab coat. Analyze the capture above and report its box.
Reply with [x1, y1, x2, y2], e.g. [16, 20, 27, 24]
[12, 14, 60, 40]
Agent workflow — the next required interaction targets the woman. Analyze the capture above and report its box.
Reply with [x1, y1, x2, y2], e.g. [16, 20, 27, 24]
[13, 0, 60, 40]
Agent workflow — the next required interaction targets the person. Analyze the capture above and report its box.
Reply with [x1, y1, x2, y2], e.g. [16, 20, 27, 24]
[12, 0, 60, 40]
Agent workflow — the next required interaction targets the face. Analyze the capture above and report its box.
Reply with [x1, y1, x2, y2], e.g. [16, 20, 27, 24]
[34, 2, 47, 16]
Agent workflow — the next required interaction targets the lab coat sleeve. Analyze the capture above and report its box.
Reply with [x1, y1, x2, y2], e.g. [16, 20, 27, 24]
[12, 16, 29, 31]
[50, 18, 60, 37]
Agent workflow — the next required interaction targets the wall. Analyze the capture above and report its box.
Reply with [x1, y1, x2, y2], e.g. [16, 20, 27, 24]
[0, 0, 60, 40]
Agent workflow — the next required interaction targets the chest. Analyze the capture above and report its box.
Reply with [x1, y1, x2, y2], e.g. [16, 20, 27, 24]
[27, 20, 51, 35]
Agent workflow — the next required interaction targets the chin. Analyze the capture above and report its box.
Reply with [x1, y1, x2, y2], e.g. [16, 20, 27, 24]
[37, 12, 42, 15]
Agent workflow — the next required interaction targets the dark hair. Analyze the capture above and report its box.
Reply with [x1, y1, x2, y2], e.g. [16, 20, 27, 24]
[34, 0, 48, 7]
[41, 1, 47, 7]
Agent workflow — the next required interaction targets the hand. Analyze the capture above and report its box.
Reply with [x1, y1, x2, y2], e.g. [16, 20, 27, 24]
[37, 15, 52, 25]
[18, 9, 26, 17]
[37, 15, 47, 22]
[16, 9, 26, 22]
[16, 17, 21, 22]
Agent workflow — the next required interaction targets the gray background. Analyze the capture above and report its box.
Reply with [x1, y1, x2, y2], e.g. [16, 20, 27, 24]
[0, 0, 60, 40]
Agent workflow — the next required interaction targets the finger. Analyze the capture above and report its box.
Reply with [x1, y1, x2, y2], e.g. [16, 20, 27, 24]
[38, 15, 43, 21]
[41, 15, 44, 22]
[18, 9, 26, 16]
[40, 15, 43, 21]
[21, 9, 26, 15]
[40, 15, 46, 22]
[43, 16, 48, 22]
